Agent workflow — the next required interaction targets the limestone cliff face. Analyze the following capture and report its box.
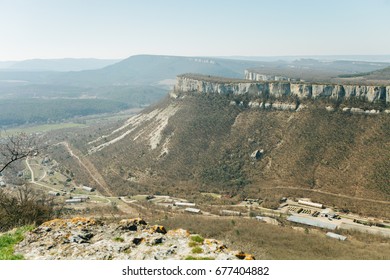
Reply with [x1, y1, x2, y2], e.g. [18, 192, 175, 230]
[174, 76, 260, 95]
[290, 83, 312, 98]
[175, 75, 390, 103]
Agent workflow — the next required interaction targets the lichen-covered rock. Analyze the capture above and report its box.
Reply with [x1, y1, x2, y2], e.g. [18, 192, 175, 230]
[149, 225, 167, 234]
[15, 217, 253, 260]
[41, 217, 100, 229]
[386, 86, 390, 103]
[166, 228, 190, 237]
[118, 218, 147, 231]
[291, 83, 312, 99]
[235, 251, 256, 260]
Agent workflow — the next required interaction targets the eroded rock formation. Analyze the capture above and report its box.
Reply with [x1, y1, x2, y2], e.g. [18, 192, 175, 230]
[175, 74, 390, 103]
[15, 217, 254, 260]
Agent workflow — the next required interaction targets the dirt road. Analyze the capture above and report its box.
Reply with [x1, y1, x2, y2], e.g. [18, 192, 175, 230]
[57, 142, 113, 196]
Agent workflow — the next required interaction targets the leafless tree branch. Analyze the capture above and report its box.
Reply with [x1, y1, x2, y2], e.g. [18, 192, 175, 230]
[0, 132, 39, 173]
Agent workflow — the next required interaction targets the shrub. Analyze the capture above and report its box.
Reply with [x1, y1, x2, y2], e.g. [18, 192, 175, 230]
[188, 241, 197, 247]
[191, 246, 204, 254]
[185, 256, 214, 260]
[113, 237, 124, 242]
[190, 235, 204, 244]
[0, 186, 55, 232]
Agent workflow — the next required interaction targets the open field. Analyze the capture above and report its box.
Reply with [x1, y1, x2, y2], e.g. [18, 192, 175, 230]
[1, 107, 143, 138]
[1, 123, 87, 137]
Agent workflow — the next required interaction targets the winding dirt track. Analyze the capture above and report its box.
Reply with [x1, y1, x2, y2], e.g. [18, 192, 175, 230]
[26, 158, 59, 192]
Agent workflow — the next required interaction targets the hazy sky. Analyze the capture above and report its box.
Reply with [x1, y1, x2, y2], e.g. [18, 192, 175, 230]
[1, 0, 390, 60]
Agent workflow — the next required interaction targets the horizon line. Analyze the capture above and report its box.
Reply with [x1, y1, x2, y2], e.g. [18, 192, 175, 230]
[2, 53, 390, 62]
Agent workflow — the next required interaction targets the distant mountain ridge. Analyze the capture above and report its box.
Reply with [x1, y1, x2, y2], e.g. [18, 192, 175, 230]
[0, 55, 268, 126]
[220, 55, 390, 63]
[1, 55, 390, 87]
[0, 58, 120, 72]
[49, 55, 270, 87]
[0, 55, 268, 87]
[1, 55, 390, 126]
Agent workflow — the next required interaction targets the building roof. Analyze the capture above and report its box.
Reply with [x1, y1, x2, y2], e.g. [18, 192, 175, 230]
[326, 232, 347, 241]
[287, 215, 337, 230]
[174, 202, 196, 207]
[185, 207, 201, 213]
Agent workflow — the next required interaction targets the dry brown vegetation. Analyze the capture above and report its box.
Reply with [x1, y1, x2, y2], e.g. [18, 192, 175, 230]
[48, 92, 390, 219]
[0, 186, 55, 232]
[337, 66, 390, 86]
[24, 90, 390, 260]
[155, 215, 390, 260]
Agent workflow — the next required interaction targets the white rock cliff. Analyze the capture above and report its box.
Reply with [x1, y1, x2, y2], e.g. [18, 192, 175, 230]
[174, 75, 390, 104]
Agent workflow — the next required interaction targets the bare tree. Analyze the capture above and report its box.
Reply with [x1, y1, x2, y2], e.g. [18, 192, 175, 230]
[0, 133, 38, 173]
[0, 133, 55, 231]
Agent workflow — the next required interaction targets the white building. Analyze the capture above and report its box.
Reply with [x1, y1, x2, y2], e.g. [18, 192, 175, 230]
[82, 186, 95, 192]
[326, 232, 347, 241]
[65, 198, 83, 204]
[48, 191, 60, 196]
[298, 200, 323, 209]
[220, 210, 241, 216]
[185, 208, 201, 214]
[174, 202, 196, 207]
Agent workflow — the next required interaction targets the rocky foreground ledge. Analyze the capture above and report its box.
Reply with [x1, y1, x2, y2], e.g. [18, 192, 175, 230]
[15, 217, 254, 260]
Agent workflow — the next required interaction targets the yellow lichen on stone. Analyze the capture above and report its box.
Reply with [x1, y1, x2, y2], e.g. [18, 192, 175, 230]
[41, 217, 98, 229]
[166, 228, 190, 237]
[70, 217, 97, 225]
[41, 218, 67, 228]
[216, 244, 227, 252]
[204, 238, 219, 246]
[244, 254, 255, 260]
[235, 251, 255, 260]
[204, 238, 227, 252]
[149, 225, 167, 234]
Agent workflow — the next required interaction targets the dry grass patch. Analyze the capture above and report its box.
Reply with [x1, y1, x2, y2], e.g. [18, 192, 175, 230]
[158, 215, 390, 260]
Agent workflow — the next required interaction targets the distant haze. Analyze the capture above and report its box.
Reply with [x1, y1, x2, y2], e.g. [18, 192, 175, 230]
[0, 58, 120, 71]
[1, 0, 389, 60]
[219, 55, 390, 63]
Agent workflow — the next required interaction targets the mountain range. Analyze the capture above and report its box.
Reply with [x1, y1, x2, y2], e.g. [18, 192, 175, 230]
[0, 58, 120, 72]
[1, 55, 390, 127]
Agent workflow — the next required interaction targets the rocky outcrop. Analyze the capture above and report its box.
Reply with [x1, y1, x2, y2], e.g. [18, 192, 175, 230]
[245, 70, 300, 82]
[290, 83, 312, 98]
[387, 86, 390, 102]
[15, 217, 253, 260]
[174, 76, 261, 96]
[174, 74, 390, 103]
